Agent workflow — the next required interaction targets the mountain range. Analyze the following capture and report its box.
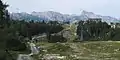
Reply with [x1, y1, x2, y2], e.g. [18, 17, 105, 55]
[10, 10, 120, 23]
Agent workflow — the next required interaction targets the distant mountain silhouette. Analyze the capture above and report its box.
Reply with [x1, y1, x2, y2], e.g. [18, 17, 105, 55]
[10, 10, 120, 23]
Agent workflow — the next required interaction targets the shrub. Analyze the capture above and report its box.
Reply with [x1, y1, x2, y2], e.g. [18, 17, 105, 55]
[48, 35, 67, 43]
[6, 39, 27, 51]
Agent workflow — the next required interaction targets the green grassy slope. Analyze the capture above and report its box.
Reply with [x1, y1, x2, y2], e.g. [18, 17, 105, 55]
[36, 41, 120, 60]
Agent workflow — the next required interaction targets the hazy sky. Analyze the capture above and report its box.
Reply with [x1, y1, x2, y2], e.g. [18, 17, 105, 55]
[2, 0, 120, 18]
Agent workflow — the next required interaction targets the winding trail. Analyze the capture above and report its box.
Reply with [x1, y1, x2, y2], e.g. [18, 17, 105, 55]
[17, 54, 33, 60]
[17, 42, 39, 60]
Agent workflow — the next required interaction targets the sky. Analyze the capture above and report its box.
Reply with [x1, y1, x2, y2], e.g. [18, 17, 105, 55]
[2, 0, 120, 18]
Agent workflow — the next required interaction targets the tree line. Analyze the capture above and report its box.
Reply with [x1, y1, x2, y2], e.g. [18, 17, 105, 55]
[76, 18, 120, 41]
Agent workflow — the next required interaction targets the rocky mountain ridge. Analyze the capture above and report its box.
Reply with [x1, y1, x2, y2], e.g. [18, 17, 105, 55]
[10, 10, 120, 23]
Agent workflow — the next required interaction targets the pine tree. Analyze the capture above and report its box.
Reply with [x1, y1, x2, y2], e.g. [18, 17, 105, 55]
[0, 0, 9, 28]
[0, 0, 10, 60]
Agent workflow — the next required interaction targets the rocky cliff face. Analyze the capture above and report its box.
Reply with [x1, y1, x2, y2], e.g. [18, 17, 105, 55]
[10, 10, 120, 23]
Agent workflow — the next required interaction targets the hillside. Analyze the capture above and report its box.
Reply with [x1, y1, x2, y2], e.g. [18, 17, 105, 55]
[36, 41, 120, 60]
